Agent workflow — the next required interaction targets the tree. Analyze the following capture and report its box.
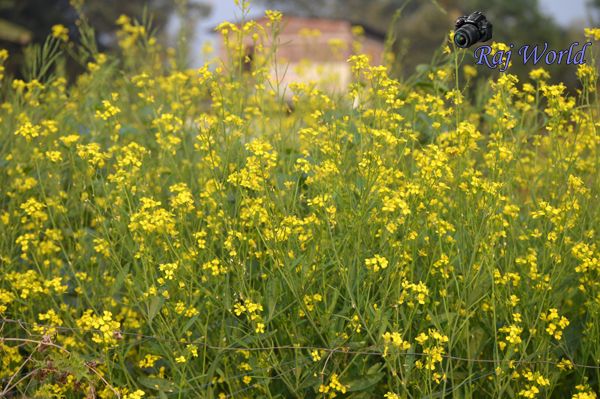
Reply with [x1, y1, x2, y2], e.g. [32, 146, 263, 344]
[0, 0, 211, 77]
[0, 0, 212, 47]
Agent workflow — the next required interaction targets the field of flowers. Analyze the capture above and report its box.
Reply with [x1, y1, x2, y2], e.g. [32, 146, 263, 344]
[2, 2, 600, 398]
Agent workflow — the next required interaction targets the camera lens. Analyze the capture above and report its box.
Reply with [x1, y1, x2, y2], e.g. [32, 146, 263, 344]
[454, 24, 481, 48]
[454, 32, 468, 47]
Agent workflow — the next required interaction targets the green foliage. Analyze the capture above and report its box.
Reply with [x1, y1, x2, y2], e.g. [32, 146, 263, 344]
[0, 0, 212, 78]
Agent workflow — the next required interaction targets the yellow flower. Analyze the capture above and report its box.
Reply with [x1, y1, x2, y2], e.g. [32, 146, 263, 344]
[382, 331, 411, 351]
[529, 68, 550, 81]
[518, 385, 540, 398]
[76, 310, 121, 345]
[365, 254, 389, 272]
[138, 354, 161, 368]
[158, 262, 178, 281]
[463, 65, 477, 79]
[540, 309, 569, 340]
[255, 322, 265, 333]
[14, 118, 41, 141]
[124, 390, 145, 399]
[215, 21, 238, 36]
[95, 97, 121, 121]
[415, 332, 429, 345]
[265, 10, 282, 23]
[584, 27, 600, 41]
[572, 385, 597, 399]
[491, 42, 511, 53]
[0, 49, 8, 81]
[45, 150, 63, 163]
[577, 63, 596, 80]
[51, 24, 69, 42]
[556, 358, 574, 371]
[310, 350, 323, 362]
[202, 258, 228, 276]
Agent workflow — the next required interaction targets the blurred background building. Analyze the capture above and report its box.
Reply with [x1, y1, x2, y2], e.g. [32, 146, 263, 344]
[216, 14, 385, 94]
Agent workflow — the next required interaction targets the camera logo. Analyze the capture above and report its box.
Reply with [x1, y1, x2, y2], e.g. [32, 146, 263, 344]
[456, 11, 592, 72]
[454, 11, 493, 48]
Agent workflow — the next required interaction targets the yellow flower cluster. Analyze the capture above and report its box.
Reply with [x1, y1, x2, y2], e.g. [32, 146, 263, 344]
[499, 314, 524, 351]
[414, 329, 449, 374]
[76, 310, 121, 345]
[51, 24, 69, 42]
[233, 298, 265, 333]
[202, 258, 228, 277]
[540, 308, 569, 340]
[364, 254, 389, 272]
[573, 385, 598, 399]
[128, 198, 177, 236]
[318, 373, 348, 398]
[382, 331, 411, 354]
[116, 15, 150, 50]
[227, 139, 278, 191]
[584, 28, 600, 40]
[138, 354, 161, 368]
[0, 49, 8, 81]
[398, 279, 429, 307]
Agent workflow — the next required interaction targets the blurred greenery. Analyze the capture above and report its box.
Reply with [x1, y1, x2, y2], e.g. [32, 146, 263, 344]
[0, 0, 211, 78]
[259, 0, 590, 88]
[588, 0, 600, 24]
[0, 18, 32, 45]
[1, 0, 595, 88]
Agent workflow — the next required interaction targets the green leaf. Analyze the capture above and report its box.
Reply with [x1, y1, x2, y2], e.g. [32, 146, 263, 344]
[366, 362, 384, 375]
[297, 374, 320, 390]
[138, 376, 177, 393]
[180, 314, 200, 334]
[347, 372, 385, 392]
[346, 341, 369, 350]
[147, 296, 164, 322]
